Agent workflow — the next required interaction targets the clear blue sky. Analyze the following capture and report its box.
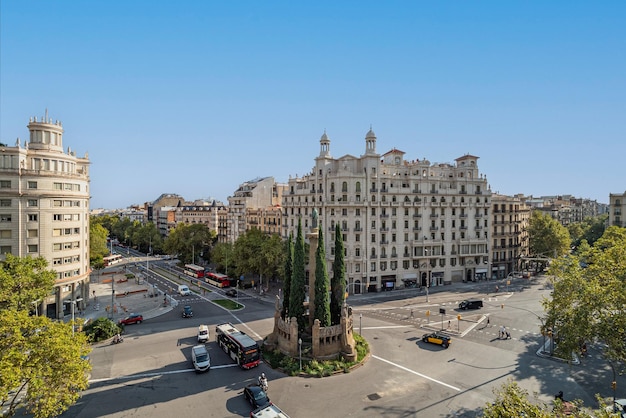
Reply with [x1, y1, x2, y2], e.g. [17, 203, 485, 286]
[2, 1, 624, 209]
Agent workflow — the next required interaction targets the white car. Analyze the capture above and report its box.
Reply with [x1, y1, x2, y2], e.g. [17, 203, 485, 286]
[197, 325, 209, 343]
[191, 345, 210, 373]
[607, 399, 626, 417]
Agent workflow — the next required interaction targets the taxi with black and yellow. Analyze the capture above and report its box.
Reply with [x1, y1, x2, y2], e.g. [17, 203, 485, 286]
[421, 332, 451, 349]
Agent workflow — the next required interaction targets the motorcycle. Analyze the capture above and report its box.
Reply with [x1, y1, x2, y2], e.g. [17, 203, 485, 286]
[113, 334, 124, 344]
[258, 377, 268, 392]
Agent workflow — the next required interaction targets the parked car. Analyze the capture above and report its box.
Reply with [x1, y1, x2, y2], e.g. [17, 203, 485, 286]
[225, 288, 237, 297]
[421, 332, 451, 348]
[118, 313, 143, 325]
[182, 305, 193, 318]
[243, 385, 270, 410]
[197, 324, 209, 343]
[251, 403, 290, 418]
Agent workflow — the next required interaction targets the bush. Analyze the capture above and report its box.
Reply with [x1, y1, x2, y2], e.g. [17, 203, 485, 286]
[82, 317, 122, 342]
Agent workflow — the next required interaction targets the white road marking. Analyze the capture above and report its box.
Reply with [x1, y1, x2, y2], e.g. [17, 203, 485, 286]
[372, 355, 461, 392]
[88, 363, 241, 384]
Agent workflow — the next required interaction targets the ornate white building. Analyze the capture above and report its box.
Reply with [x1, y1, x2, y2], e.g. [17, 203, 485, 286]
[0, 111, 90, 318]
[282, 129, 491, 294]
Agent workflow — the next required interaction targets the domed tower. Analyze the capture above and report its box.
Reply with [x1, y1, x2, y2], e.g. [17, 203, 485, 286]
[319, 130, 331, 158]
[365, 127, 377, 155]
[27, 109, 65, 153]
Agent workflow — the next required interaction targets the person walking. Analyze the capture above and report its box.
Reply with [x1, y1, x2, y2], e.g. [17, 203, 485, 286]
[487, 317, 490, 326]
[410, 309, 414, 319]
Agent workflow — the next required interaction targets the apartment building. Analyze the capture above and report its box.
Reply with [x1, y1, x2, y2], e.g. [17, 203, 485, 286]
[0, 112, 90, 318]
[246, 205, 282, 236]
[282, 129, 491, 294]
[490, 193, 530, 278]
[226, 177, 286, 243]
[609, 191, 625, 228]
[175, 201, 228, 238]
[525, 195, 600, 226]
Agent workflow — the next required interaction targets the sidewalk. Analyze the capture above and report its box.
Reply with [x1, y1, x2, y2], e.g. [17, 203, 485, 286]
[77, 273, 174, 324]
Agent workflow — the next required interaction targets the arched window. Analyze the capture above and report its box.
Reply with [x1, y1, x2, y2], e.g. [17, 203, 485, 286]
[342, 182, 348, 192]
[356, 181, 361, 192]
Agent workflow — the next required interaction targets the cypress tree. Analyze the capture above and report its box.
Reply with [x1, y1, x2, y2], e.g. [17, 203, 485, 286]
[313, 223, 331, 327]
[281, 233, 293, 319]
[331, 223, 347, 324]
[289, 218, 307, 332]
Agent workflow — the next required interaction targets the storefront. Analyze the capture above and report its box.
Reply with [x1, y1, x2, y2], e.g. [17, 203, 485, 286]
[402, 273, 418, 288]
[475, 268, 488, 281]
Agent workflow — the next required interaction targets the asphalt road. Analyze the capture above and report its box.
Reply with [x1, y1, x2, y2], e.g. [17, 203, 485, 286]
[53, 274, 624, 418]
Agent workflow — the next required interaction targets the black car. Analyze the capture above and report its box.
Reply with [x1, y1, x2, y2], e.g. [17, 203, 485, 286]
[225, 289, 237, 297]
[182, 305, 193, 318]
[243, 385, 270, 410]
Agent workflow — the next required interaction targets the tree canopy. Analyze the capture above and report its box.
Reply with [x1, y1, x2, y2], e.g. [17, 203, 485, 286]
[0, 256, 91, 417]
[543, 226, 626, 366]
[163, 223, 214, 264]
[528, 211, 570, 267]
[313, 224, 331, 327]
[331, 223, 346, 325]
[289, 218, 307, 332]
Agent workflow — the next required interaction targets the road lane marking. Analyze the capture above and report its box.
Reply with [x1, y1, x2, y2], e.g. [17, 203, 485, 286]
[372, 355, 461, 392]
[88, 363, 241, 384]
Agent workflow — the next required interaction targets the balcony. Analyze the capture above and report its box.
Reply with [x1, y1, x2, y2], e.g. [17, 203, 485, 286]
[413, 213, 422, 218]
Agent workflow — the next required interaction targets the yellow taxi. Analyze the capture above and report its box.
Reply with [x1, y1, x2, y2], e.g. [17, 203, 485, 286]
[421, 332, 451, 349]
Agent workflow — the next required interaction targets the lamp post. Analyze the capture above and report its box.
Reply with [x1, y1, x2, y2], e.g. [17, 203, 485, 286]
[298, 338, 302, 371]
[66, 297, 83, 337]
[359, 313, 362, 335]
[424, 249, 430, 302]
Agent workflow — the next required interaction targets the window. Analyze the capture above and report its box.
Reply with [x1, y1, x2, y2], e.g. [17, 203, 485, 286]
[355, 247, 360, 257]
[0, 230, 11, 238]
[27, 229, 38, 238]
[355, 264, 360, 273]
[28, 244, 38, 253]
[28, 181, 37, 189]
[0, 180, 11, 188]
[0, 214, 11, 222]
[28, 214, 37, 221]
[27, 199, 38, 207]
[371, 234, 376, 243]
[370, 262, 376, 272]
[53, 243, 62, 251]
[0, 200, 11, 207]
[53, 214, 62, 221]
[0, 246, 11, 254]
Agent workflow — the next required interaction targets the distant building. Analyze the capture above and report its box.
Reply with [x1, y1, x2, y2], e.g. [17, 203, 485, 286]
[609, 191, 625, 228]
[0, 111, 90, 318]
[282, 129, 491, 294]
[227, 177, 286, 243]
[524, 195, 601, 226]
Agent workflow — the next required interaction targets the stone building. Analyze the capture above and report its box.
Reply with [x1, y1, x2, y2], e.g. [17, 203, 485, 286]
[490, 193, 530, 278]
[282, 129, 491, 294]
[609, 191, 626, 228]
[0, 111, 90, 318]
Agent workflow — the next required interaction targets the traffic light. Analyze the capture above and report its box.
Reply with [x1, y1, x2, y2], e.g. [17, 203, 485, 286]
[457, 314, 461, 320]
[612, 381, 617, 390]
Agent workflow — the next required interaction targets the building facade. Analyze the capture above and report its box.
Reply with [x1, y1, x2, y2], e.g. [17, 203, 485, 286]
[609, 191, 626, 228]
[0, 112, 90, 318]
[282, 129, 491, 294]
[490, 193, 530, 278]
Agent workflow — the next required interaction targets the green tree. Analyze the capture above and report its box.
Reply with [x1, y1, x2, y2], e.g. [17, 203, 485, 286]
[0, 309, 91, 418]
[313, 224, 331, 327]
[89, 222, 110, 268]
[0, 254, 56, 312]
[210, 242, 235, 274]
[331, 223, 346, 325]
[543, 226, 626, 365]
[233, 228, 267, 278]
[569, 215, 608, 250]
[282, 234, 293, 319]
[528, 211, 570, 269]
[163, 223, 213, 263]
[289, 218, 306, 332]
[482, 380, 598, 417]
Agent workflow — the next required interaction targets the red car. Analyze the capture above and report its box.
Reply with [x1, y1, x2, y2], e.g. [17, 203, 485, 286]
[118, 313, 143, 325]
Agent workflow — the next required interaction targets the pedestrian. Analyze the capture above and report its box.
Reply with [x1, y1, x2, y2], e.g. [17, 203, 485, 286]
[410, 309, 414, 318]
[487, 317, 490, 326]
[500, 326, 505, 339]
[506, 330, 511, 339]
[447, 320, 451, 329]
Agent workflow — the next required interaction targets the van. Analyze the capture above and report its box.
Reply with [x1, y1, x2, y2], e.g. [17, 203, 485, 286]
[197, 325, 209, 343]
[191, 344, 210, 372]
[458, 300, 483, 310]
[178, 284, 190, 296]
[250, 403, 290, 418]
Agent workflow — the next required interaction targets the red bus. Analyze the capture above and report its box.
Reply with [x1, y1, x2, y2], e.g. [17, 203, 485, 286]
[206, 272, 230, 288]
[215, 323, 260, 369]
[103, 254, 123, 267]
[183, 264, 205, 279]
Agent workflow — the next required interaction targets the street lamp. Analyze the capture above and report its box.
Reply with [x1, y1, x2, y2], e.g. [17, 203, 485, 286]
[359, 313, 362, 335]
[65, 297, 83, 336]
[424, 249, 430, 302]
[298, 338, 302, 370]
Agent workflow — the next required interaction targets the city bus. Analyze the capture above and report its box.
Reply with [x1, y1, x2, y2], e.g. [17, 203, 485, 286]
[215, 323, 260, 369]
[184, 264, 205, 279]
[103, 254, 123, 267]
[205, 272, 231, 288]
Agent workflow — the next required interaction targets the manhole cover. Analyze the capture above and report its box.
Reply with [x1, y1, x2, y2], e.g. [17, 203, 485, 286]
[367, 393, 381, 401]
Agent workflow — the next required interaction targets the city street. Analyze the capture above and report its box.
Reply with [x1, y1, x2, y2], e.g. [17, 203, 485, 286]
[56, 274, 622, 418]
